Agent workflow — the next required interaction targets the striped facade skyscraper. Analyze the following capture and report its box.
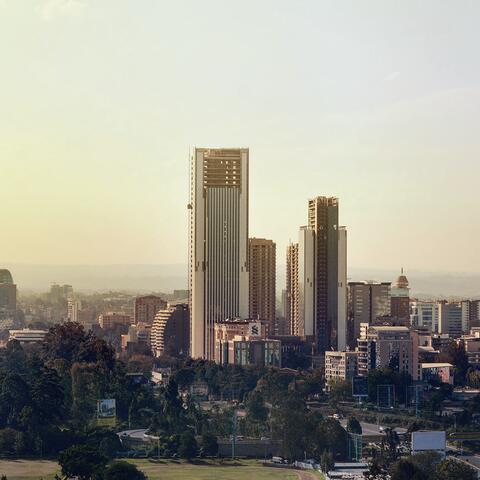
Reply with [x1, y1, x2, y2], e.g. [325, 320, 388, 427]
[189, 148, 249, 359]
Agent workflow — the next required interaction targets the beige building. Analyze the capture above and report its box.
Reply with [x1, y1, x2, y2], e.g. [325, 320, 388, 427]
[248, 238, 276, 333]
[357, 325, 419, 380]
[189, 148, 249, 359]
[460, 327, 480, 367]
[286, 242, 299, 335]
[98, 312, 131, 330]
[214, 318, 268, 363]
[151, 303, 189, 357]
[325, 350, 359, 390]
[134, 295, 167, 325]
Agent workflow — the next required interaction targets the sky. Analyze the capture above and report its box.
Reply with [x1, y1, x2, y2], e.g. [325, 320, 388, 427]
[1, 0, 479, 274]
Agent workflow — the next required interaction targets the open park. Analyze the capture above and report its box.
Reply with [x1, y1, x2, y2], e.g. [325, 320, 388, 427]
[0, 459, 322, 480]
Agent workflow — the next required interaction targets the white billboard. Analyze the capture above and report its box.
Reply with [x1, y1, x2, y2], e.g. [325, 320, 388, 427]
[411, 431, 446, 453]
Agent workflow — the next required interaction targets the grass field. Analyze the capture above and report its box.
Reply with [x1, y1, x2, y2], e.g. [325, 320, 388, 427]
[0, 458, 323, 480]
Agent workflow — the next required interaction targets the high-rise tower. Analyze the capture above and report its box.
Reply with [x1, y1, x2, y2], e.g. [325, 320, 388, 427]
[189, 148, 249, 359]
[248, 238, 276, 333]
[308, 196, 339, 353]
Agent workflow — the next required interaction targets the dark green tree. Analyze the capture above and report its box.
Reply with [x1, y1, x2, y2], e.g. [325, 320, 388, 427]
[390, 458, 427, 480]
[178, 431, 197, 459]
[435, 458, 476, 480]
[58, 444, 108, 480]
[346, 416, 362, 434]
[199, 433, 218, 457]
[104, 461, 147, 480]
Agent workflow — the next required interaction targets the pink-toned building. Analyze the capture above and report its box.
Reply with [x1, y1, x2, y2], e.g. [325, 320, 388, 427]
[98, 312, 131, 330]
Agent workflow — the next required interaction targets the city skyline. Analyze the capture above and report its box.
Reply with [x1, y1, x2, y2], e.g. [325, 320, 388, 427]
[1, 1, 480, 273]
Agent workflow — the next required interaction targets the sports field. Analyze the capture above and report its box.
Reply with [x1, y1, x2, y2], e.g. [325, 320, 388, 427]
[0, 458, 322, 480]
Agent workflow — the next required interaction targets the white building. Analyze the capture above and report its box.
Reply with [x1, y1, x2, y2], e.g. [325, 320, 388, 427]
[9, 328, 47, 343]
[67, 298, 81, 323]
[410, 301, 438, 332]
[298, 226, 315, 336]
[189, 148, 249, 359]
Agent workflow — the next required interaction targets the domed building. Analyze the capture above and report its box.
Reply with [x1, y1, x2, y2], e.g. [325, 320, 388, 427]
[391, 268, 410, 326]
[0, 269, 17, 329]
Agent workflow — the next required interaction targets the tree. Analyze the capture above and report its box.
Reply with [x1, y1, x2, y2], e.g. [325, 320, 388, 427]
[178, 431, 197, 459]
[320, 451, 334, 473]
[435, 459, 476, 480]
[328, 379, 352, 403]
[58, 444, 108, 480]
[346, 416, 362, 435]
[199, 433, 218, 457]
[104, 461, 146, 480]
[390, 458, 427, 480]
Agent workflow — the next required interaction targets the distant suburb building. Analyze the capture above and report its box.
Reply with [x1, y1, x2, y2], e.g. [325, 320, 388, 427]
[134, 295, 167, 325]
[189, 148, 249, 360]
[9, 328, 47, 343]
[151, 303, 190, 357]
[98, 312, 131, 330]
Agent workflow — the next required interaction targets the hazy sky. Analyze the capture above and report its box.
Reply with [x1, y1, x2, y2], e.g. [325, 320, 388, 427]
[1, 0, 479, 273]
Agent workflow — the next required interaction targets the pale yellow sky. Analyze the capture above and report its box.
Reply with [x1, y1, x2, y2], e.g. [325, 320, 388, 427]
[1, 1, 479, 273]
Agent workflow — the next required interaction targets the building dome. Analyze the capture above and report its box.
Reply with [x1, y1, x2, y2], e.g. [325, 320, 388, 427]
[0, 269, 13, 284]
[395, 268, 409, 289]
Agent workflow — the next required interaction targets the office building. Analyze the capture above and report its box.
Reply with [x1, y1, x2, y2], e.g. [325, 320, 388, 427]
[390, 269, 410, 325]
[286, 242, 299, 335]
[337, 227, 348, 350]
[324, 350, 359, 390]
[357, 325, 419, 380]
[437, 301, 465, 337]
[134, 295, 167, 325]
[347, 281, 391, 349]
[98, 312, 131, 330]
[0, 269, 16, 327]
[298, 226, 315, 337]
[308, 196, 339, 353]
[67, 298, 81, 323]
[248, 238, 276, 333]
[410, 301, 438, 332]
[151, 303, 190, 357]
[189, 148, 249, 359]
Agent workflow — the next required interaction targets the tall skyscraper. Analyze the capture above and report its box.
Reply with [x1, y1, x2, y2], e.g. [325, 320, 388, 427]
[286, 242, 299, 335]
[0, 269, 16, 329]
[298, 226, 315, 337]
[337, 227, 348, 351]
[248, 238, 276, 333]
[308, 196, 339, 352]
[189, 148, 249, 359]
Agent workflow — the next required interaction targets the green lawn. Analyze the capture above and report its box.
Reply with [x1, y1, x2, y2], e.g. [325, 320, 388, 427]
[0, 458, 322, 480]
[128, 459, 303, 480]
[0, 459, 59, 480]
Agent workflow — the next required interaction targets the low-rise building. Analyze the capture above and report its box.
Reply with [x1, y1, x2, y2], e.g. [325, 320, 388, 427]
[357, 325, 419, 380]
[150, 303, 189, 357]
[421, 363, 454, 384]
[98, 312, 131, 330]
[9, 328, 47, 343]
[325, 351, 359, 390]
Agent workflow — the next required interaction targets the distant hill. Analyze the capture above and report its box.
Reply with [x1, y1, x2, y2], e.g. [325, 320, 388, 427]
[2, 263, 479, 298]
[2, 264, 188, 293]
